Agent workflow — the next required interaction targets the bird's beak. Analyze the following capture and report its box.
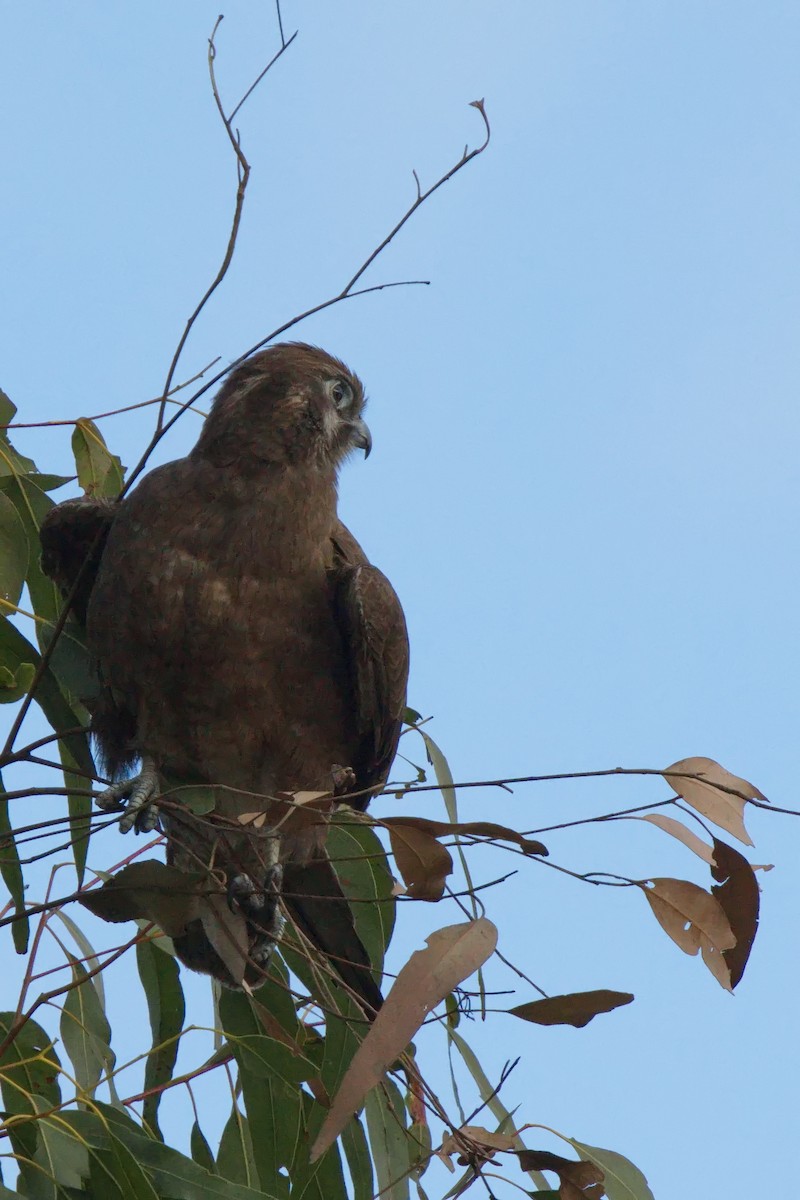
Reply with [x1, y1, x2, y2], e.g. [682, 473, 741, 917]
[351, 417, 372, 458]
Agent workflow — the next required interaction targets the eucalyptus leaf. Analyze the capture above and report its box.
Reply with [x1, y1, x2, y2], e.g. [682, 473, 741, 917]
[60, 956, 116, 1100]
[0, 770, 28, 952]
[0, 490, 29, 606]
[136, 938, 185, 1140]
[71, 418, 125, 498]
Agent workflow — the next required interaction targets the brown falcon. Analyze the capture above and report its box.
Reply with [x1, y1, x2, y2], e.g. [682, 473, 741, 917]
[40, 343, 409, 1010]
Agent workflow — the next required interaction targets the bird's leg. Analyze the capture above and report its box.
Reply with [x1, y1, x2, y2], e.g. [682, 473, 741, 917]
[228, 836, 285, 940]
[95, 756, 161, 834]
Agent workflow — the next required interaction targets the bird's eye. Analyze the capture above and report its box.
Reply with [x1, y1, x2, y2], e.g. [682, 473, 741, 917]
[329, 379, 353, 410]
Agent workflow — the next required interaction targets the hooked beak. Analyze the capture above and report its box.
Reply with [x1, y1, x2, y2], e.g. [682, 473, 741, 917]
[350, 417, 372, 458]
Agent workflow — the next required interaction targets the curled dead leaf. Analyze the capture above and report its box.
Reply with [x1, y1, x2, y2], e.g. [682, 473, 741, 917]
[79, 861, 206, 938]
[441, 1124, 516, 1165]
[641, 877, 735, 989]
[237, 790, 334, 837]
[710, 838, 760, 988]
[200, 894, 250, 987]
[662, 756, 763, 846]
[387, 822, 453, 900]
[517, 1149, 605, 1200]
[383, 815, 548, 858]
[639, 813, 714, 864]
[508, 989, 634, 1028]
[310, 918, 498, 1161]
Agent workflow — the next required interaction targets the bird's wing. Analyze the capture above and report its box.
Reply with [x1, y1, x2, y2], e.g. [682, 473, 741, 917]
[39, 497, 116, 625]
[330, 521, 409, 805]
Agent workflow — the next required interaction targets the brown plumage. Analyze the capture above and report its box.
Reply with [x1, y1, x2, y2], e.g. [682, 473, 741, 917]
[40, 344, 409, 1009]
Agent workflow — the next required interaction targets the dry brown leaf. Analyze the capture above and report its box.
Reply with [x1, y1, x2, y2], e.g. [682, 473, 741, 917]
[78, 861, 205, 937]
[710, 837, 760, 989]
[639, 813, 714, 864]
[517, 1149, 605, 1199]
[508, 989, 634, 1028]
[237, 791, 334, 837]
[698, 932, 732, 991]
[200, 894, 250, 987]
[641, 877, 735, 983]
[441, 1125, 516, 1165]
[383, 815, 548, 858]
[662, 757, 763, 846]
[310, 918, 498, 1161]
[387, 822, 453, 900]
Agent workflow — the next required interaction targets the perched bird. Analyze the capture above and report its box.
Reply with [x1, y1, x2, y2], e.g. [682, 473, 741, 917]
[40, 343, 409, 1010]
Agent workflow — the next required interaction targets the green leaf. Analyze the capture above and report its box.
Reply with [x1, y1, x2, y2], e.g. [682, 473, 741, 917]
[29, 1105, 90, 1198]
[290, 1091, 348, 1200]
[59, 740, 92, 885]
[341, 1116, 374, 1200]
[86, 1126, 161, 1199]
[0, 770, 28, 952]
[0, 474, 60, 631]
[0, 616, 95, 778]
[31, 474, 73, 493]
[60, 956, 115, 1100]
[219, 983, 307, 1194]
[0, 660, 36, 704]
[135, 937, 185, 1140]
[328, 813, 395, 974]
[0, 491, 29, 606]
[71, 419, 125, 498]
[419, 731, 458, 821]
[0, 1014, 62, 1163]
[61, 1105, 272, 1200]
[41, 617, 99, 711]
[364, 1079, 411, 1200]
[229, 1032, 317, 1089]
[216, 1106, 258, 1190]
[567, 1140, 655, 1200]
[190, 1122, 217, 1175]
[0, 623, 95, 883]
[0, 391, 37, 475]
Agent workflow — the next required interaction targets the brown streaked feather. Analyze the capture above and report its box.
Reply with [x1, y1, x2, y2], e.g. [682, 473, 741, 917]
[39, 343, 410, 1010]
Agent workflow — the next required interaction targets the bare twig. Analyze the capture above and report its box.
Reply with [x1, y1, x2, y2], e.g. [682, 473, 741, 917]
[153, 16, 257, 435]
[124, 100, 490, 491]
[1, 358, 219, 430]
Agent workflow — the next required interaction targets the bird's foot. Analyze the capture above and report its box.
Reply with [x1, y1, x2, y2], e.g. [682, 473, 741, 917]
[96, 759, 160, 834]
[228, 863, 285, 940]
[331, 764, 357, 798]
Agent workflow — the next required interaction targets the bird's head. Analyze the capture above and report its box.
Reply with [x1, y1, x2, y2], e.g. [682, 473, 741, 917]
[194, 343, 371, 472]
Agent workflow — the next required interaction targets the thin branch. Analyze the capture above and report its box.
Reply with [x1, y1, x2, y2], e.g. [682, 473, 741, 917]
[124, 100, 490, 491]
[153, 16, 254, 435]
[1, 359, 219, 430]
[123, 278, 428, 491]
[340, 99, 490, 296]
[228, 30, 298, 123]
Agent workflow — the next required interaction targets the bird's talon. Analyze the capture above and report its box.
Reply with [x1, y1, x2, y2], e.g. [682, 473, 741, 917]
[97, 761, 160, 835]
[331, 764, 357, 796]
[228, 873, 266, 915]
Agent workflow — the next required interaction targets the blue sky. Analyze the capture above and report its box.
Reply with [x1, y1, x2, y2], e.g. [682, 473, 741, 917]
[2, 3, 799, 1197]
